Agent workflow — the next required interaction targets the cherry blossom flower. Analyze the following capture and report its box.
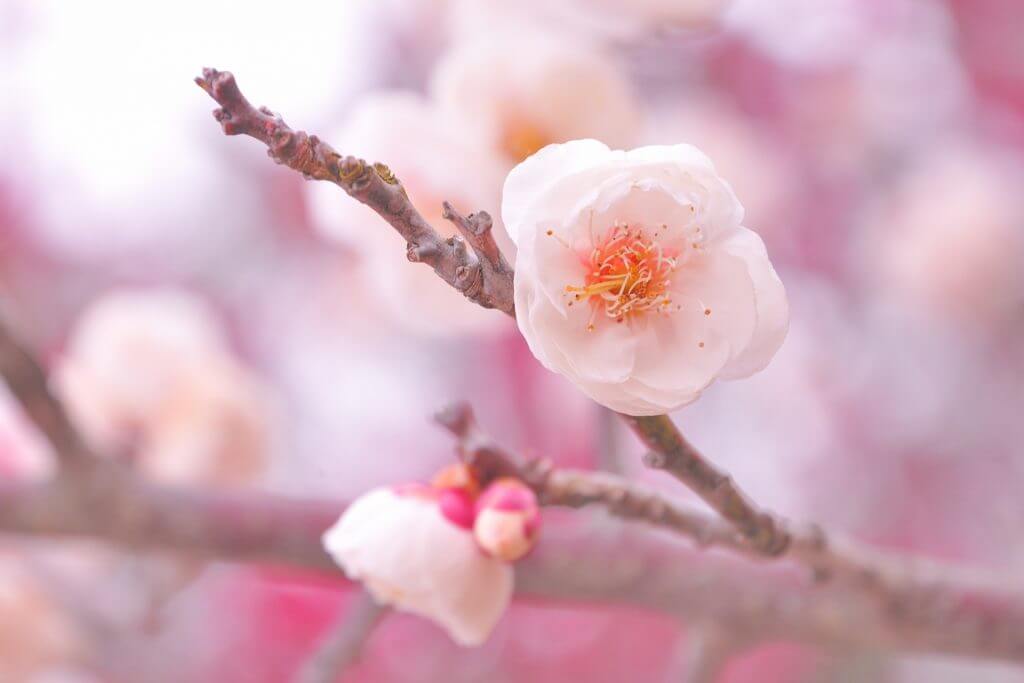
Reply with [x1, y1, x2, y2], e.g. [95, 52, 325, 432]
[504, 140, 789, 416]
[431, 31, 640, 168]
[473, 478, 541, 562]
[305, 91, 513, 337]
[55, 288, 269, 486]
[322, 485, 513, 646]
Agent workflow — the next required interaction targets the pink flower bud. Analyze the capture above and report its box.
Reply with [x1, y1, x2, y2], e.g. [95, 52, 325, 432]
[473, 478, 541, 562]
[431, 463, 481, 529]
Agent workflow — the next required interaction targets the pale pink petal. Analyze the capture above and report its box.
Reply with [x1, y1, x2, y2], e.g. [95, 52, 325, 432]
[714, 228, 790, 379]
[672, 237, 760, 363]
[630, 295, 731, 393]
[432, 30, 639, 169]
[502, 139, 612, 243]
[520, 276, 637, 384]
[323, 488, 513, 647]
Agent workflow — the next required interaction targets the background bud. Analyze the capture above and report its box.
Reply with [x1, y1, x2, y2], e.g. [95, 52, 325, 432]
[473, 478, 541, 562]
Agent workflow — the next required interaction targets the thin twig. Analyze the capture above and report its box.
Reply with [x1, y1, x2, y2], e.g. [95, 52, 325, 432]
[436, 402, 745, 554]
[296, 589, 387, 683]
[195, 68, 514, 315]
[622, 414, 792, 555]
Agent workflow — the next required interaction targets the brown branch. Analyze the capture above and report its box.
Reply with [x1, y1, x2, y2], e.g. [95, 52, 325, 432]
[436, 402, 746, 554]
[195, 68, 515, 315]
[296, 589, 386, 683]
[435, 402, 984, 609]
[623, 414, 792, 556]
[0, 316, 93, 469]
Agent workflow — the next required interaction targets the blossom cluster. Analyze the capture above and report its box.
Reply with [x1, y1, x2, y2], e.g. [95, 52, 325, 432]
[323, 464, 540, 645]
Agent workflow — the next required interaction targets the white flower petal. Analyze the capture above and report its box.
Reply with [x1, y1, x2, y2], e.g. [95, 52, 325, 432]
[673, 237, 760, 362]
[624, 143, 716, 170]
[323, 488, 513, 647]
[630, 297, 731, 393]
[715, 228, 790, 379]
[502, 139, 611, 244]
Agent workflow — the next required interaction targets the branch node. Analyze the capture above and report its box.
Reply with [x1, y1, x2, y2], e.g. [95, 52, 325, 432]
[642, 450, 668, 469]
[407, 243, 438, 264]
[196, 68, 516, 316]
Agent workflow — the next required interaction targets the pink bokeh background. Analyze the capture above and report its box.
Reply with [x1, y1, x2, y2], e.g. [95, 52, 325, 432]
[2, 0, 1024, 680]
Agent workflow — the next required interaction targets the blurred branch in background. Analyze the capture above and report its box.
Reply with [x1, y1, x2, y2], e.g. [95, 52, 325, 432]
[0, 321, 94, 470]
[2, 312, 1024, 662]
[297, 589, 387, 683]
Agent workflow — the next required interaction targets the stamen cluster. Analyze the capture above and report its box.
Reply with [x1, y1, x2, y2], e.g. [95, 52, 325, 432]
[564, 223, 679, 329]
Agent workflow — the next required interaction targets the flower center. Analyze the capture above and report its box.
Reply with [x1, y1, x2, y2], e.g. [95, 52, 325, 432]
[501, 121, 550, 162]
[562, 223, 679, 330]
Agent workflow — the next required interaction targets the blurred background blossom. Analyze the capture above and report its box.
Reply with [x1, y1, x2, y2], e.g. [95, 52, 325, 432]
[2, 0, 1024, 680]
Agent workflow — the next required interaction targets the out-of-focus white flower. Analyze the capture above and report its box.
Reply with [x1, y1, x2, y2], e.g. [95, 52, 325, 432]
[448, 0, 726, 42]
[473, 478, 541, 562]
[0, 558, 83, 680]
[56, 289, 226, 448]
[323, 486, 513, 646]
[504, 140, 788, 415]
[431, 31, 639, 168]
[306, 92, 513, 337]
[864, 146, 1024, 327]
[56, 288, 269, 487]
[0, 385, 55, 481]
[138, 359, 268, 486]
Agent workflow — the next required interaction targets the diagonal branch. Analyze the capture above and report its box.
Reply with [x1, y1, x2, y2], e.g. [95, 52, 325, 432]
[435, 402, 746, 554]
[0, 315, 94, 469]
[195, 68, 514, 315]
[623, 414, 792, 555]
[296, 589, 387, 683]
